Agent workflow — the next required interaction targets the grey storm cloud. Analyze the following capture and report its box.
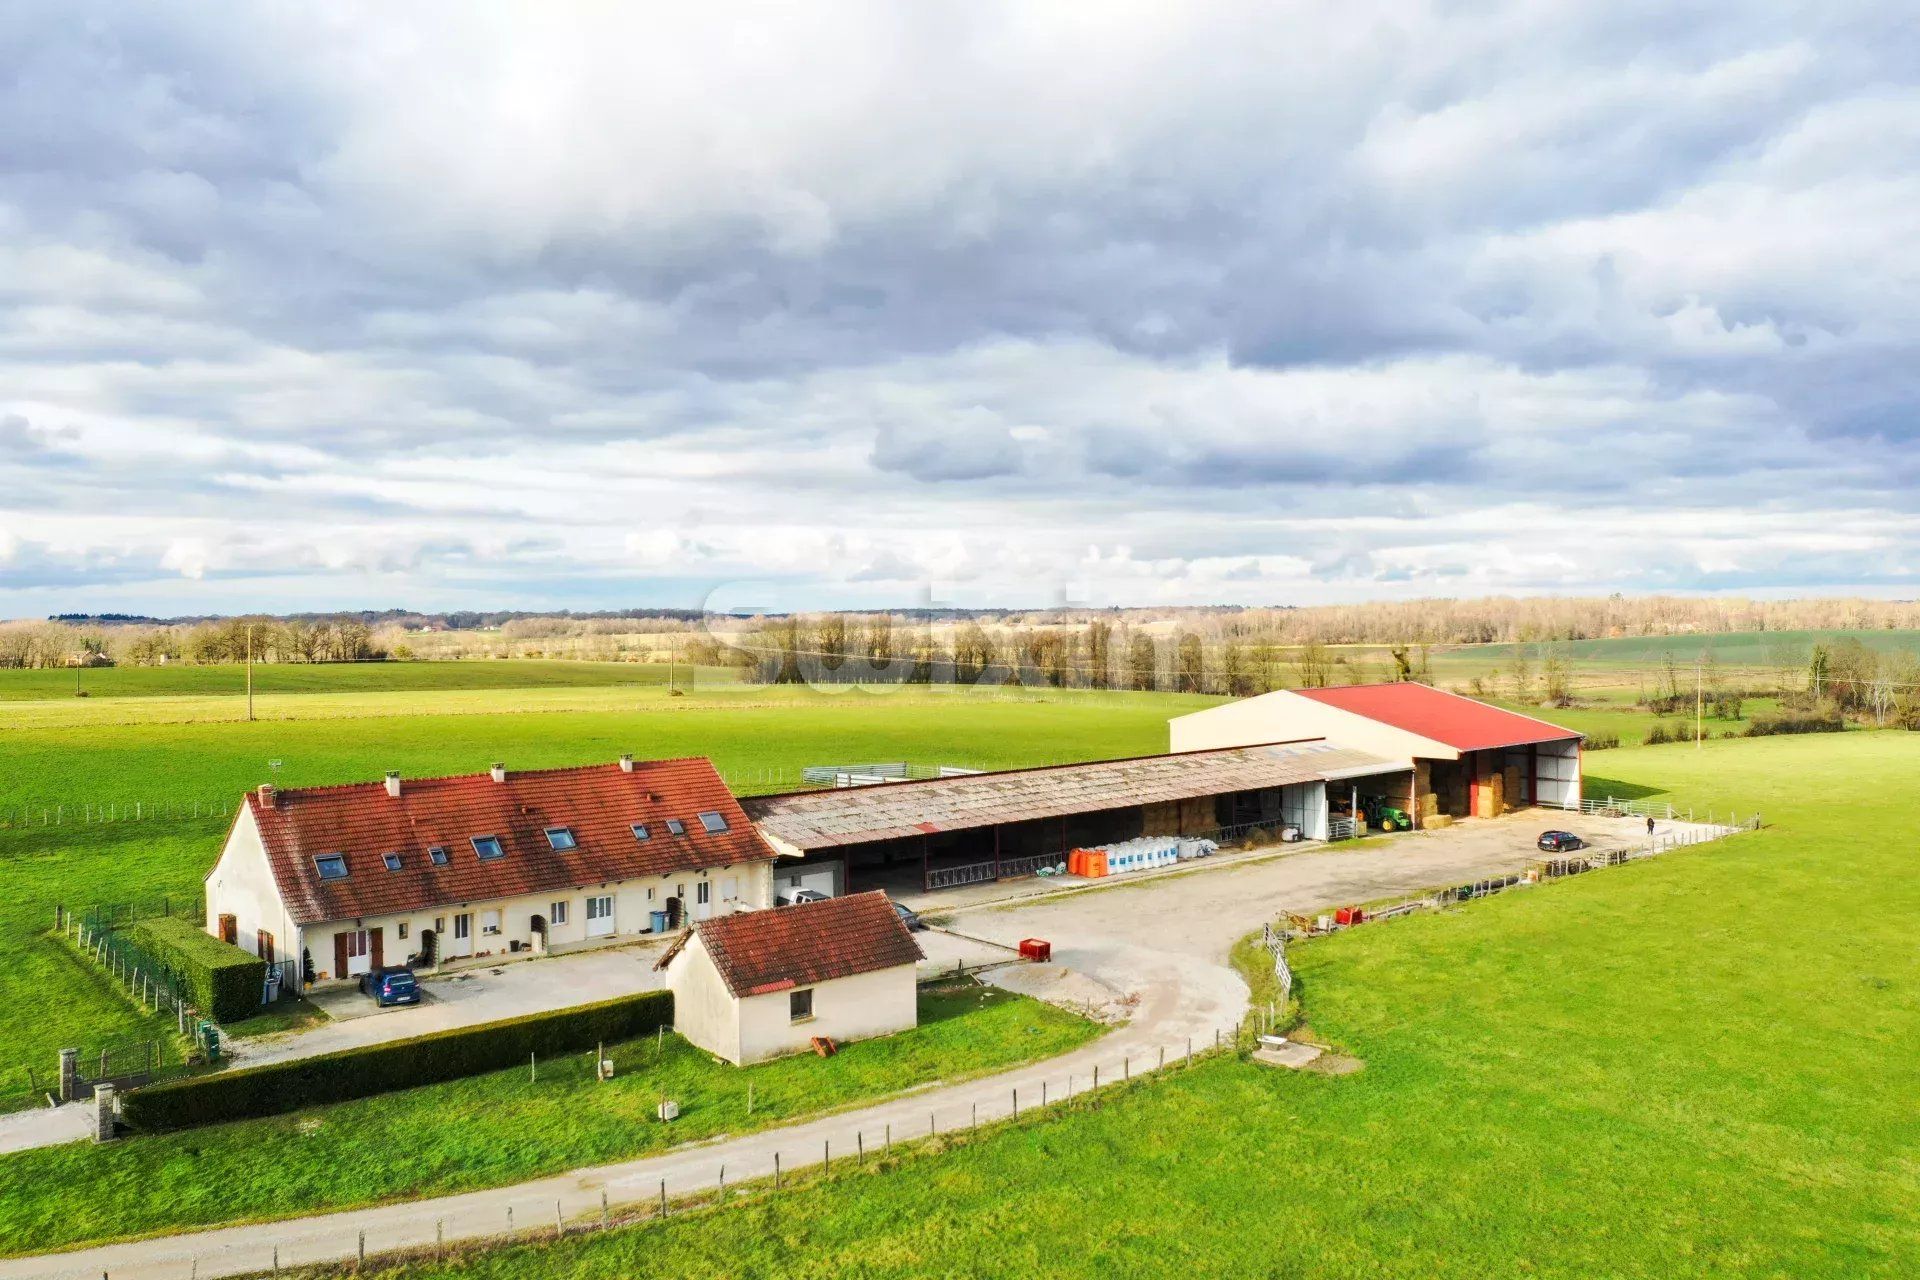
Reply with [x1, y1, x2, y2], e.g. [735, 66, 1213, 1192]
[1, 1, 1918, 613]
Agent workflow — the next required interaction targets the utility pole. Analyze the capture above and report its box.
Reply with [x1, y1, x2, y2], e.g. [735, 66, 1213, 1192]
[1695, 656, 1703, 750]
[246, 623, 255, 722]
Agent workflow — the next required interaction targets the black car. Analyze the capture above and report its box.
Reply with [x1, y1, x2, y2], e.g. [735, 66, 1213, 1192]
[1536, 830, 1585, 853]
[358, 965, 421, 1006]
[891, 901, 928, 932]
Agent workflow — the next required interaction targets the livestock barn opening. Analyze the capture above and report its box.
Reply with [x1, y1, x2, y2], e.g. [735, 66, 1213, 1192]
[742, 740, 1408, 900]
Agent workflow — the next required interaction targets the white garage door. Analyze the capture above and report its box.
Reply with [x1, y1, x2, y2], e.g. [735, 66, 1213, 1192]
[1536, 740, 1581, 808]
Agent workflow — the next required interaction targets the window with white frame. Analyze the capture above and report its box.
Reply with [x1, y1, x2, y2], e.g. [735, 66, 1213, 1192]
[544, 827, 577, 851]
[549, 900, 569, 925]
[789, 988, 813, 1021]
[696, 882, 711, 905]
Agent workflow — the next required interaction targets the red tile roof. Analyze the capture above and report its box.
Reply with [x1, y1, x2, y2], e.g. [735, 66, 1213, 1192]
[1292, 683, 1580, 752]
[671, 891, 923, 997]
[245, 759, 774, 925]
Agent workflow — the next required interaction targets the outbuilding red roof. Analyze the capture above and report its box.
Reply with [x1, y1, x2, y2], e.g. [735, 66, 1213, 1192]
[1292, 683, 1580, 753]
[243, 758, 773, 925]
[667, 891, 923, 997]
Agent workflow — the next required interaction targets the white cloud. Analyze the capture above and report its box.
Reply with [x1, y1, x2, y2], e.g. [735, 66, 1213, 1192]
[0, 1, 1916, 614]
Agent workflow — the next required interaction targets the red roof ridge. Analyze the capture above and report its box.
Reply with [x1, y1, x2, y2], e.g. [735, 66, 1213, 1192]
[251, 756, 724, 804]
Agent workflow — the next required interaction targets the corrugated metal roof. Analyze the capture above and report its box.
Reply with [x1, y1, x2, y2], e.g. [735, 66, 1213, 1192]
[742, 741, 1399, 851]
[1293, 683, 1581, 752]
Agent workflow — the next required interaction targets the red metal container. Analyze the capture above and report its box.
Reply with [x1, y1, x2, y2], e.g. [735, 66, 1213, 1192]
[1334, 906, 1366, 926]
[1018, 938, 1052, 962]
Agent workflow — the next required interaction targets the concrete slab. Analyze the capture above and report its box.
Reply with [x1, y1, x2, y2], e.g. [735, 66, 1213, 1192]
[1252, 1041, 1324, 1070]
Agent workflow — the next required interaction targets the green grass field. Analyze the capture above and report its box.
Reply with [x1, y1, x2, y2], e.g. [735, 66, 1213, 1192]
[0, 660, 728, 701]
[1465, 627, 1920, 667]
[329, 732, 1920, 1279]
[0, 984, 1095, 1256]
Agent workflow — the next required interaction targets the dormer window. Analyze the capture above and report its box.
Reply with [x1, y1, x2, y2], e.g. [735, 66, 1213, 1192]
[383, 853, 404, 872]
[472, 835, 506, 861]
[429, 846, 449, 866]
[665, 818, 687, 836]
[544, 827, 577, 851]
[697, 811, 730, 834]
[314, 854, 349, 881]
[630, 823, 650, 841]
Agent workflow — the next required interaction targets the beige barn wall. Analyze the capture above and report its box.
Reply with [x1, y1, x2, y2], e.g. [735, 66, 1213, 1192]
[1170, 689, 1459, 762]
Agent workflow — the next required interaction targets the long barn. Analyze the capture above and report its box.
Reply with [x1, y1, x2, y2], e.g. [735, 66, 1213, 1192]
[743, 739, 1406, 899]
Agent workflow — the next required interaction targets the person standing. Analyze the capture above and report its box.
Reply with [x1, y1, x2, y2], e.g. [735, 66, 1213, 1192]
[1646, 814, 1656, 837]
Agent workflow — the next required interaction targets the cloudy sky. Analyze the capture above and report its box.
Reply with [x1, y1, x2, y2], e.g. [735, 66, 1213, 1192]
[2, 2, 1916, 616]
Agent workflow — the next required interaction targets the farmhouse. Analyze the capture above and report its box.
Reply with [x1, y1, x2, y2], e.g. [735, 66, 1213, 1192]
[204, 756, 776, 985]
[744, 740, 1406, 896]
[659, 890, 922, 1065]
[1170, 683, 1582, 825]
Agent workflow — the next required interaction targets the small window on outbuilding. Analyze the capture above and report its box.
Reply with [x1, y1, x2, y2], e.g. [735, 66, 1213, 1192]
[544, 826, 577, 851]
[665, 818, 687, 836]
[472, 835, 506, 861]
[314, 854, 349, 881]
[383, 853, 404, 872]
[429, 846, 449, 866]
[789, 988, 813, 1022]
[630, 823, 650, 841]
[697, 811, 729, 833]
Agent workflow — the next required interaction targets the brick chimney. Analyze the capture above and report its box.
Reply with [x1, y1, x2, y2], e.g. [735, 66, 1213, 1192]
[619, 754, 635, 773]
[385, 771, 401, 799]
[256, 783, 276, 806]
[490, 762, 507, 784]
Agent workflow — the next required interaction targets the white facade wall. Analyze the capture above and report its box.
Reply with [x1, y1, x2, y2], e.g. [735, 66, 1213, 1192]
[664, 932, 743, 1064]
[203, 806, 304, 970]
[301, 860, 774, 981]
[736, 964, 918, 1065]
[1170, 690, 1459, 761]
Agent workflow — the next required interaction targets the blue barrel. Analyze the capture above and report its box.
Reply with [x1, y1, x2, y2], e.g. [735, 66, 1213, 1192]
[650, 910, 669, 933]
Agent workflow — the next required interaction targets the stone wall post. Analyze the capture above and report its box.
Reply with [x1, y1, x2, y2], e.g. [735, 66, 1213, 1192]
[57, 1048, 77, 1102]
[93, 1083, 117, 1142]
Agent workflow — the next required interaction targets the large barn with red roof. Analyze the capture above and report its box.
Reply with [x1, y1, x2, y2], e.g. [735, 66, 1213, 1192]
[1169, 683, 1582, 826]
[203, 755, 777, 986]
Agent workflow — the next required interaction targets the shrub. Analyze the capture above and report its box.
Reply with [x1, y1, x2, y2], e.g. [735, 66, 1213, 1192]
[123, 989, 672, 1132]
[1582, 731, 1620, 750]
[1744, 709, 1845, 737]
[128, 916, 267, 1024]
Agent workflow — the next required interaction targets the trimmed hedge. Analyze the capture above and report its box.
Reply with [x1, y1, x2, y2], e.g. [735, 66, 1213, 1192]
[129, 916, 268, 1023]
[123, 989, 673, 1132]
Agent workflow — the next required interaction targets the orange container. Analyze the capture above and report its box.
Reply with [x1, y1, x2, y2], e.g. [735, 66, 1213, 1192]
[1070, 849, 1088, 877]
[1089, 850, 1108, 878]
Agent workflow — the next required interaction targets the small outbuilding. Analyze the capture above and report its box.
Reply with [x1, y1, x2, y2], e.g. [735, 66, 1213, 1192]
[658, 890, 923, 1065]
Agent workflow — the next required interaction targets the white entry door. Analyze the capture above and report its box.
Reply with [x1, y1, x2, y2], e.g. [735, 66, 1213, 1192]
[693, 881, 712, 921]
[448, 912, 474, 958]
[343, 928, 371, 977]
[586, 895, 616, 937]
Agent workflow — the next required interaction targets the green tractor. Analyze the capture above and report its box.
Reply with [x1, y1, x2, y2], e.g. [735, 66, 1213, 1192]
[1360, 795, 1414, 833]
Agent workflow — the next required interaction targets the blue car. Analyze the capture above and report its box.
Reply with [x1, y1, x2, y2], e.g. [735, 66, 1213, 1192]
[358, 966, 421, 1006]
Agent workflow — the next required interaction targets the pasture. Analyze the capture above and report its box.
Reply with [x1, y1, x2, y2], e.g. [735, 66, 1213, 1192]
[0, 658, 724, 701]
[337, 733, 1920, 1279]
